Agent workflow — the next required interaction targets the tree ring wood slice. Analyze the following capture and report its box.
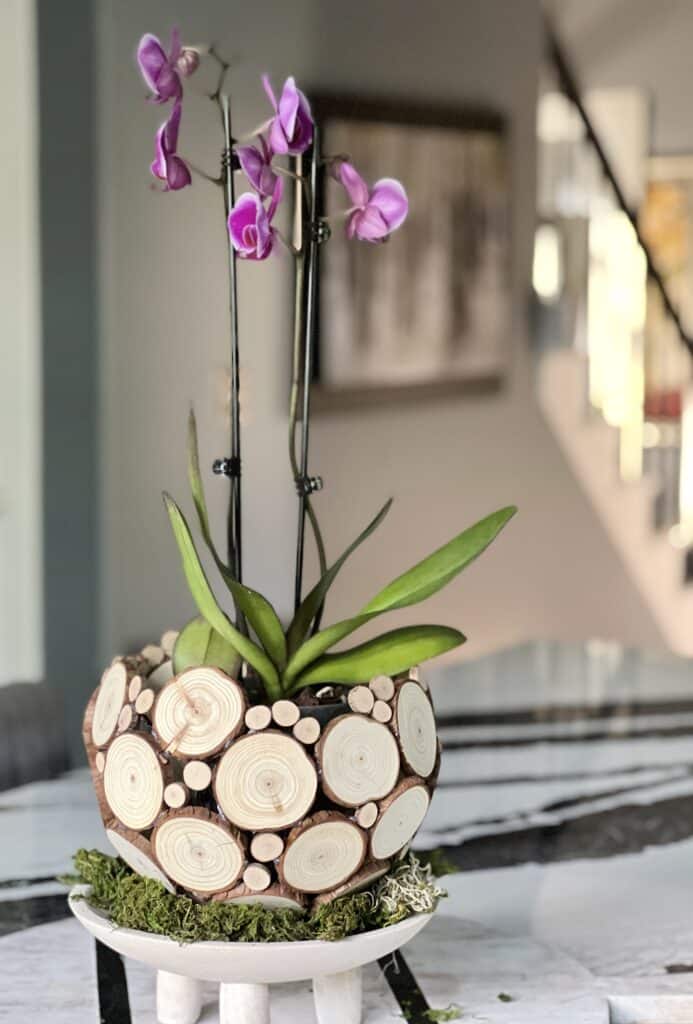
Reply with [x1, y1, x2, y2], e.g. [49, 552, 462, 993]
[312, 859, 390, 905]
[355, 801, 378, 829]
[182, 760, 212, 791]
[106, 824, 175, 893]
[249, 832, 284, 863]
[292, 716, 321, 745]
[103, 732, 165, 830]
[141, 643, 165, 667]
[92, 662, 128, 747]
[95, 751, 106, 774]
[215, 731, 317, 831]
[147, 660, 174, 689]
[117, 704, 134, 733]
[153, 667, 245, 757]
[317, 714, 400, 807]
[371, 700, 392, 724]
[370, 778, 430, 860]
[393, 680, 437, 778]
[369, 674, 395, 702]
[160, 630, 179, 657]
[135, 688, 155, 716]
[152, 809, 245, 894]
[280, 813, 366, 893]
[242, 863, 272, 892]
[211, 883, 305, 911]
[245, 704, 272, 731]
[164, 782, 189, 809]
[271, 700, 300, 728]
[128, 676, 143, 703]
[347, 686, 375, 715]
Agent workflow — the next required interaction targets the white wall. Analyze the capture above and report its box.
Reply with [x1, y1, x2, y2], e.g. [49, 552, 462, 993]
[98, 0, 666, 663]
[0, 0, 43, 684]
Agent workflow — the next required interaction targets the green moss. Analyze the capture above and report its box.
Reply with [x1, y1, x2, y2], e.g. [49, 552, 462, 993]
[424, 1005, 463, 1021]
[67, 848, 445, 943]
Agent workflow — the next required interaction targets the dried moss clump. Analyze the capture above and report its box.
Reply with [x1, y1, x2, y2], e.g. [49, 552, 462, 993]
[66, 848, 446, 943]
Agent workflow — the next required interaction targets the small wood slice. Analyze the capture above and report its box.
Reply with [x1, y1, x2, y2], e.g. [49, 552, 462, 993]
[214, 731, 317, 831]
[370, 777, 430, 861]
[271, 699, 300, 728]
[153, 667, 246, 758]
[147, 661, 174, 689]
[105, 823, 175, 893]
[279, 811, 366, 894]
[347, 686, 374, 715]
[392, 680, 437, 778]
[141, 643, 165, 667]
[91, 662, 129, 747]
[128, 675, 143, 703]
[95, 750, 106, 774]
[160, 630, 179, 657]
[103, 732, 166, 830]
[292, 716, 321, 745]
[182, 760, 212, 791]
[245, 704, 272, 731]
[135, 688, 156, 716]
[372, 700, 392, 724]
[369, 675, 395, 702]
[243, 863, 272, 892]
[82, 692, 113, 823]
[316, 714, 400, 808]
[117, 704, 135, 734]
[152, 807, 245, 895]
[114, 653, 150, 676]
[211, 882, 305, 911]
[249, 832, 284, 863]
[355, 802, 378, 829]
[163, 782, 189, 809]
[312, 860, 390, 906]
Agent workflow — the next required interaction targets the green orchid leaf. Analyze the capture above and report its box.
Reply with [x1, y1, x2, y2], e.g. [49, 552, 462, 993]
[290, 625, 465, 690]
[187, 410, 286, 669]
[172, 616, 241, 676]
[163, 493, 281, 699]
[362, 506, 517, 615]
[286, 497, 393, 656]
[284, 612, 374, 687]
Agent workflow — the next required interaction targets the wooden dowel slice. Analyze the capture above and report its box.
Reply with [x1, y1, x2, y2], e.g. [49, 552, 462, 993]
[316, 714, 400, 808]
[103, 731, 166, 831]
[117, 704, 134, 734]
[249, 832, 284, 863]
[279, 811, 366, 894]
[355, 802, 378, 829]
[95, 751, 105, 774]
[182, 760, 212, 791]
[347, 686, 375, 715]
[292, 716, 321, 745]
[105, 823, 175, 893]
[242, 863, 272, 892]
[245, 704, 272, 731]
[91, 662, 129, 748]
[372, 700, 392, 724]
[160, 630, 179, 657]
[271, 699, 300, 728]
[141, 643, 165, 667]
[215, 731, 317, 831]
[152, 808, 245, 895]
[369, 674, 395, 702]
[211, 882, 305, 911]
[312, 859, 390, 906]
[128, 675, 143, 703]
[392, 680, 437, 778]
[370, 777, 430, 861]
[164, 782, 189, 809]
[153, 667, 246, 758]
[135, 688, 155, 716]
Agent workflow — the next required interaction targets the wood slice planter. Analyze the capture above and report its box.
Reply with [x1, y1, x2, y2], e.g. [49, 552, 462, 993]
[84, 648, 440, 905]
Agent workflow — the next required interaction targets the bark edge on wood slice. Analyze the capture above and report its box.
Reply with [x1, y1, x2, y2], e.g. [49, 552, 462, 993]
[392, 679, 437, 778]
[152, 807, 245, 895]
[82, 690, 113, 823]
[215, 730, 318, 831]
[103, 731, 167, 831]
[370, 776, 430, 861]
[355, 801, 378, 829]
[312, 859, 390, 906]
[278, 810, 367, 894]
[91, 662, 129, 748]
[316, 713, 400, 808]
[153, 666, 246, 758]
[105, 822, 175, 893]
[211, 882, 306, 911]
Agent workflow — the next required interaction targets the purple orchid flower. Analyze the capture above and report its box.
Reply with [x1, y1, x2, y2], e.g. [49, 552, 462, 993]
[235, 136, 278, 199]
[151, 100, 191, 191]
[262, 75, 313, 156]
[333, 161, 409, 242]
[228, 178, 284, 260]
[137, 28, 199, 103]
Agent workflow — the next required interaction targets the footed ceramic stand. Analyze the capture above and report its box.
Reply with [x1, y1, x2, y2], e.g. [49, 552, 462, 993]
[69, 888, 432, 1023]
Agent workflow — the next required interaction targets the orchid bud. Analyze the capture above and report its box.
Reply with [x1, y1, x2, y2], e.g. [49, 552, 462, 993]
[176, 47, 200, 77]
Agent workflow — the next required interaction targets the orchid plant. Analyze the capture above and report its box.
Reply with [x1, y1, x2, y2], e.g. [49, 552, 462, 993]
[136, 30, 516, 702]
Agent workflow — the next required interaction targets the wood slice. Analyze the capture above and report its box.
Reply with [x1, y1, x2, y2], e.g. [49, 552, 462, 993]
[355, 802, 378, 829]
[347, 686, 374, 715]
[114, 653, 150, 676]
[153, 667, 246, 758]
[135, 688, 156, 716]
[243, 863, 272, 892]
[91, 662, 129, 747]
[147, 660, 175, 688]
[105, 822, 175, 893]
[141, 643, 165, 667]
[160, 630, 179, 657]
[103, 732, 166, 830]
[152, 808, 245, 895]
[245, 704, 272, 731]
[392, 680, 437, 778]
[292, 716, 321, 745]
[316, 714, 400, 808]
[312, 860, 390, 906]
[128, 675, 144, 703]
[370, 777, 430, 861]
[95, 751, 105, 774]
[372, 700, 392, 724]
[249, 832, 284, 863]
[279, 811, 366, 894]
[211, 882, 305, 911]
[182, 760, 212, 791]
[271, 699, 300, 728]
[214, 731, 317, 831]
[117, 704, 135, 734]
[163, 782, 189, 809]
[369, 674, 395, 702]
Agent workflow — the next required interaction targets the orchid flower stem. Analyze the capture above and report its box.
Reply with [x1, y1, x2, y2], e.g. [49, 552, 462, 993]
[275, 229, 300, 257]
[187, 161, 222, 186]
[275, 166, 304, 183]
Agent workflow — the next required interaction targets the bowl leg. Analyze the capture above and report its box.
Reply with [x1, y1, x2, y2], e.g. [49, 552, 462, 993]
[313, 967, 362, 1024]
[219, 982, 270, 1024]
[156, 970, 203, 1024]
